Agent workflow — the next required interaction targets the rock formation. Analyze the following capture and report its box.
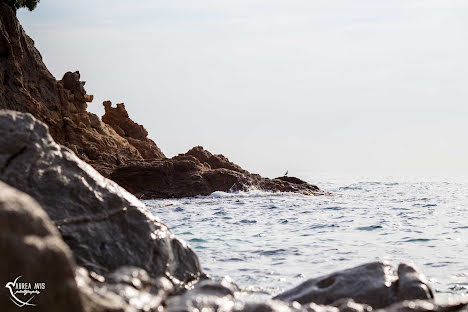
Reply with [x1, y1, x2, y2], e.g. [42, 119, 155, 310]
[0, 2, 320, 198]
[102, 100, 165, 160]
[0, 110, 467, 312]
[0, 110, 202, 285]
[273, 262, 433, 308]
[111, 146, 321, 199]
[0, 3, 164, 176]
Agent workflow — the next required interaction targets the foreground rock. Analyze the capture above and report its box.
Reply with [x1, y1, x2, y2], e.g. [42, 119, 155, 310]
[0, 110, 202, 285]
[0, 111, 466, 312]
[165, 277, 466, 312]
[274, 262, 434, 309]
[111, 146, 320, 199]
[0, 181, 84, 312]
[0, 181, 181, 312]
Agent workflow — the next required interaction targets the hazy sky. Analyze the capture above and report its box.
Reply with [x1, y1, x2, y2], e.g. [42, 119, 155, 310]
[18, 0, 468, 177]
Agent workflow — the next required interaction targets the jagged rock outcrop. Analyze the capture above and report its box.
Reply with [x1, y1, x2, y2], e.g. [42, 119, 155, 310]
[0, 3, 164, 173]
[110, 146, 321, 199]
[0, 110, 202, 285]
[273, 262, 434, 309]
[102, 100, 165, 160]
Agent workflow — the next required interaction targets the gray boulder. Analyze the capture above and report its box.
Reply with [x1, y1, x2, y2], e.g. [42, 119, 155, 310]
[273, 262, 433, 309]
[0, 181, 84, 312]
[0, 110, 202, 285]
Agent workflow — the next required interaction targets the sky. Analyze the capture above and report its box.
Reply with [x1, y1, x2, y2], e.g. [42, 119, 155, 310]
[17, 0, 468, 178]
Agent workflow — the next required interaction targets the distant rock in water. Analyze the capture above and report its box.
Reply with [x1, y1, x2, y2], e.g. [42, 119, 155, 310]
[110, 146, 320, 199]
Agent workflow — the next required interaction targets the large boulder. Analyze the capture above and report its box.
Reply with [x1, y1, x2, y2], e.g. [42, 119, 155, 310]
[273, 262, 434, 309]
[0, 110, 202, 285]
[0, 181, 84, 312]
[0, 181, 179, 312]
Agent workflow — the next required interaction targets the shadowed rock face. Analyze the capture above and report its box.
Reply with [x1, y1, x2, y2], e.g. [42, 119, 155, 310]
[273, 262, 434, 309]
[0, 181, 84, 312]
[110, 146, 321, 199]
[0, 110, 202, 285]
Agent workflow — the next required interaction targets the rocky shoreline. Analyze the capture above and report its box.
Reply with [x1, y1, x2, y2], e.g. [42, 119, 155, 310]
[0, 109, 466, 312]
[0, 2, 320, 199]
[0, 3, 467, 312]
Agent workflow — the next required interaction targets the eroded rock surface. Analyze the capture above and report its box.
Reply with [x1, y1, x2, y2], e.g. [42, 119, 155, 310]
[0, 2, 320, 198]
[111, 146, 321, 199]
[0, 3, 164, 171]
[0, 110, 202, 285]
[102, 100, 165, 160]
[273, 262, 434, 309]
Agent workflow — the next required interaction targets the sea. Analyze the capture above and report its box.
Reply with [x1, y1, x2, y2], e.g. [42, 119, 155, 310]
[145, 174, 468, 302]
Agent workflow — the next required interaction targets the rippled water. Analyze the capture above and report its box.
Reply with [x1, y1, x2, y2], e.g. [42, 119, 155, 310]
[145, 175, 468, 302]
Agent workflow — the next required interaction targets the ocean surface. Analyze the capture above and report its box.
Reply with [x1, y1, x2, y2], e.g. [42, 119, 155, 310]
[145, 175, 468, 302]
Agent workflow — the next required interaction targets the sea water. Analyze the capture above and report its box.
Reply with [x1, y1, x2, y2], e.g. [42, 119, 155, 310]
[145, 175, 468, 302]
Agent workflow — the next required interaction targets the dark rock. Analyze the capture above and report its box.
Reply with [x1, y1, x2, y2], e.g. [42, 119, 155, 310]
[111, 146, 321, 199]
[0, 181, 84, 312]
[273, 262, 433, 309]
[0, 110, 203, 285]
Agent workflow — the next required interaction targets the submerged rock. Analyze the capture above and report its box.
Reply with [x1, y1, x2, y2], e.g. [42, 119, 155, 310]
[0, 110, 202, 285]
[273, 262, 434, 309]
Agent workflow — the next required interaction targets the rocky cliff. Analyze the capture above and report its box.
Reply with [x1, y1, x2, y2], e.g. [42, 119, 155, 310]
[0, 2, 319, 198]
[0, 3, 165, 171]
